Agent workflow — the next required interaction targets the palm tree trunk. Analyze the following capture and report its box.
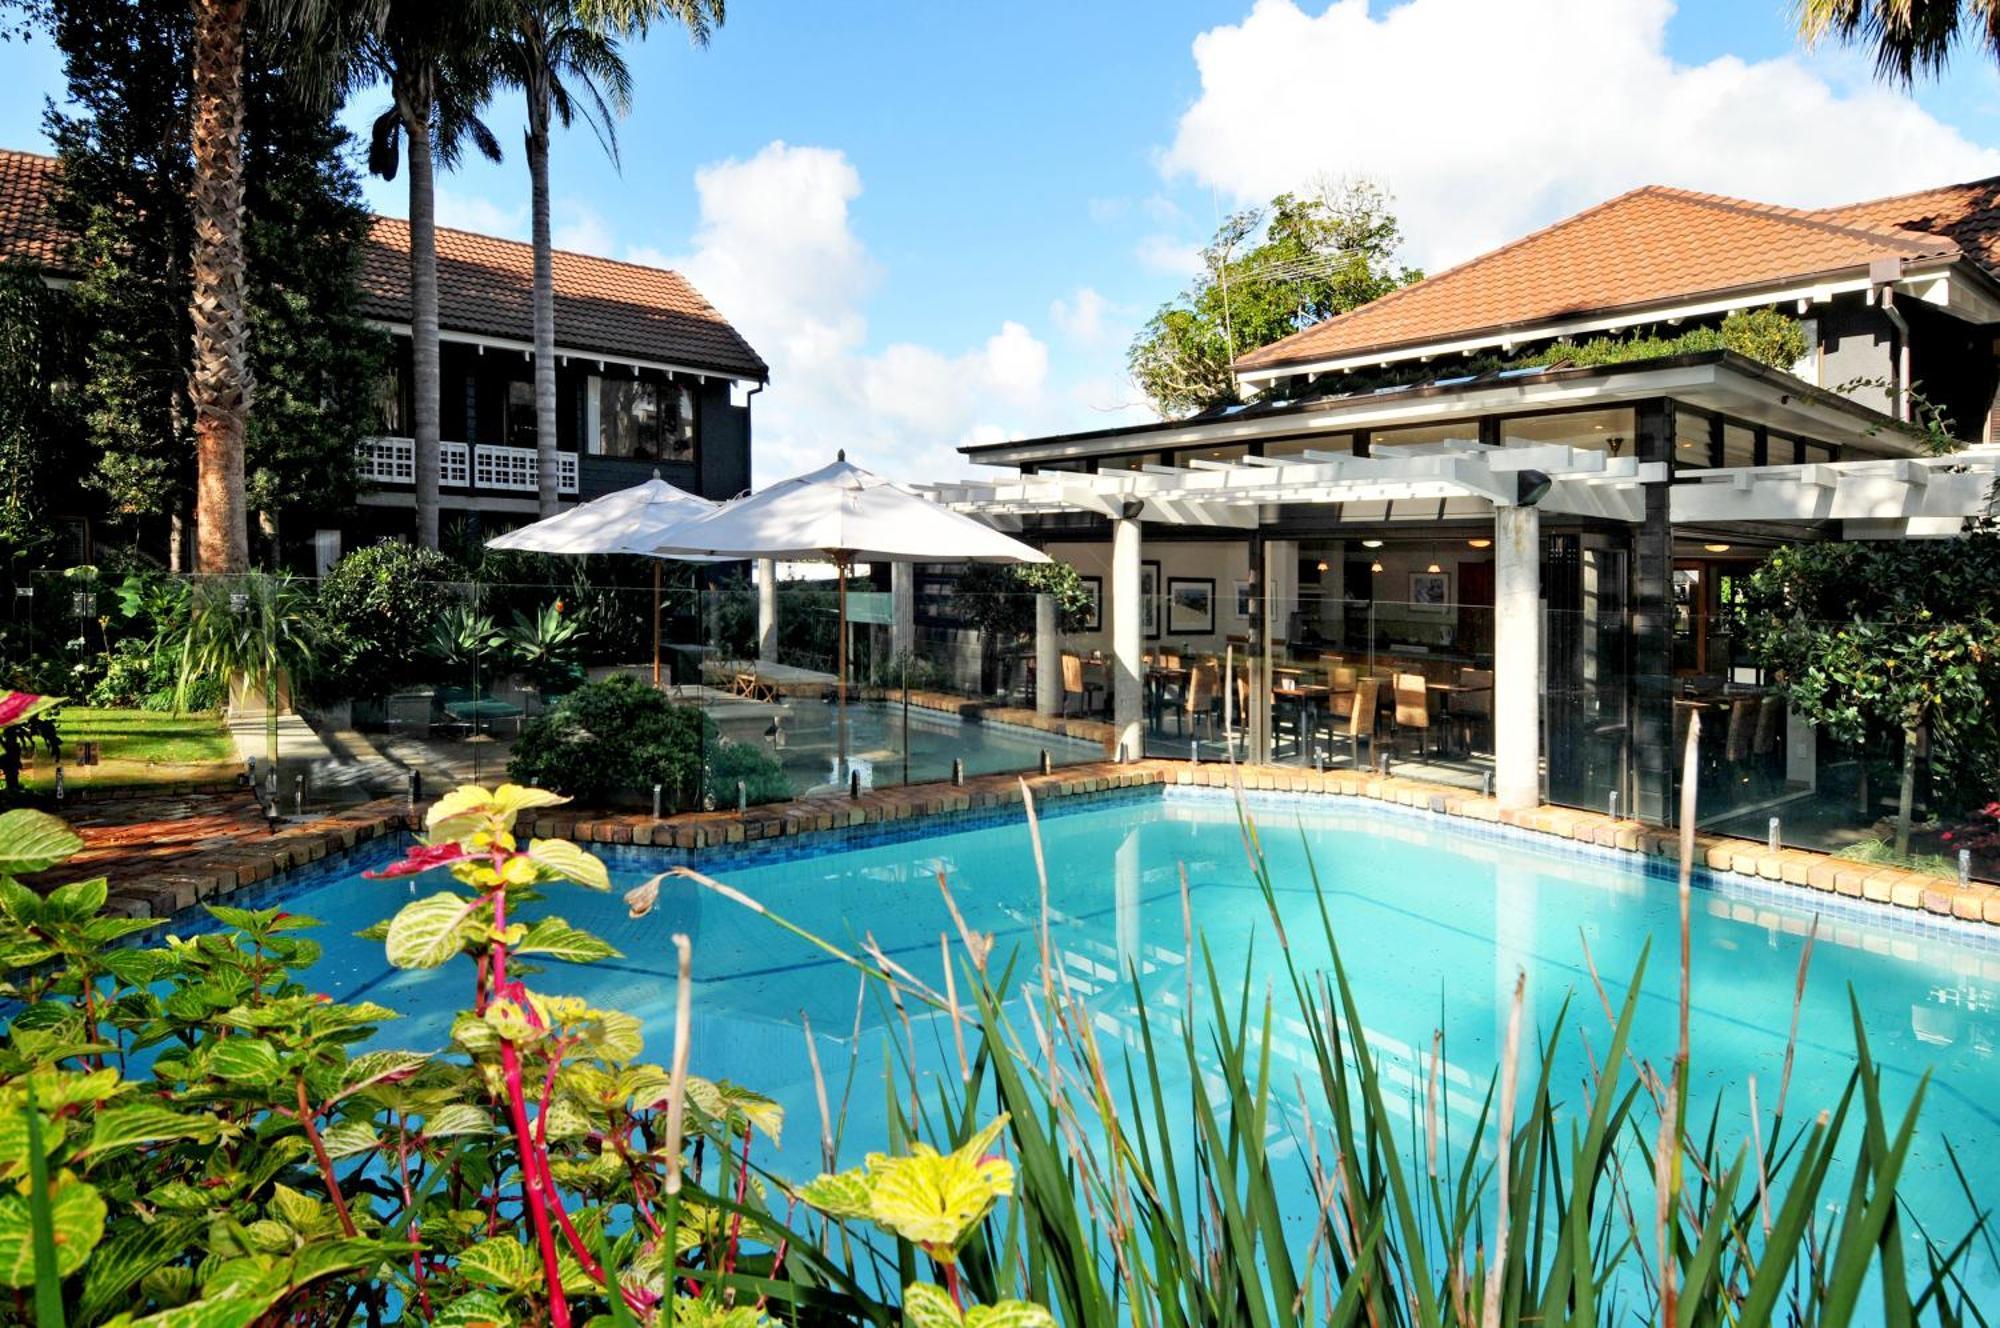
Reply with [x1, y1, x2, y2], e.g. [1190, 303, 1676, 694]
[527, 96, 559, 518]
[189, 0, 250, 574]
[402, 85, 443, 552]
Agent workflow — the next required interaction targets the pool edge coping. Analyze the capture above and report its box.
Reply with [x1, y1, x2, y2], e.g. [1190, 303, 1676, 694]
[85, 759, 2000, 940]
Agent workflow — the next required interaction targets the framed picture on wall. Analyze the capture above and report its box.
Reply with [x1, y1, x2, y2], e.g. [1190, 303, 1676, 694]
[1167, 577, 1216, 635]
[1141, 561, 1161, 639]
[1234, 580, 1254, 620]
[1078, 576, 1102, 632]
[1409, 571, 1451, 615]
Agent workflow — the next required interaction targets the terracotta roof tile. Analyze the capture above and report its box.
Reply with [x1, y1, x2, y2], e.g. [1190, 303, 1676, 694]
[1236, 185, 1964, 374]
[0, 148, 766, 379]
[1810, 175, 2000, 278]
[359, 217, 767, 380]
[0, 149, 67, 271]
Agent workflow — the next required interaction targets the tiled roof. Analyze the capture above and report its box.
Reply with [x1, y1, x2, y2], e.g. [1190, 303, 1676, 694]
[1235, 185, 1967, 374]
[359, 218, 767, 380]
[0, 148, 766, 380]
[1810, 175, 2000, 278]
[0, 149, 68, 271]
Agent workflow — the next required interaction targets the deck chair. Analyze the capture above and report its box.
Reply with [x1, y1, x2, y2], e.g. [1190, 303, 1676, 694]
[1393, 672, 1433, 759]
[1337, 677, 1383, 768]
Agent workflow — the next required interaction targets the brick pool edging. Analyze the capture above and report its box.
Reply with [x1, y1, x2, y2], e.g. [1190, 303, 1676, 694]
[83, 759, 1997, 932]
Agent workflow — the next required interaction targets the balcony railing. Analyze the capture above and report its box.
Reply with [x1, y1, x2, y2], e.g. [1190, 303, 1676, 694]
[359, 437, 578, 496]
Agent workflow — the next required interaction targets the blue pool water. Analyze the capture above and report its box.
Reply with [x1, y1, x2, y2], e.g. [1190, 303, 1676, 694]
[282, 788, 2000, 1301]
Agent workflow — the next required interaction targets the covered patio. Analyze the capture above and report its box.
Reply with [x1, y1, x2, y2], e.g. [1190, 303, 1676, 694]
[923, 351, 2000, 826]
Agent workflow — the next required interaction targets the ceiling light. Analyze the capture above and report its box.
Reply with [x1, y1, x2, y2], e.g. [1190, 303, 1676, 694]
[1427, 561, 1442, 574]
[1315, 560, 1329, 573]
[1467, 538, 1492, 549]
[1361, 539, 1383, 549]
[1370, 560, 1384, 574]
[1704, 543, 1732, 553]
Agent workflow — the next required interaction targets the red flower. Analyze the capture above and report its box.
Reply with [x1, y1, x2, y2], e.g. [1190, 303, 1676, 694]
[1942, 832, 1956, 843]
[364, 841, 472, 879]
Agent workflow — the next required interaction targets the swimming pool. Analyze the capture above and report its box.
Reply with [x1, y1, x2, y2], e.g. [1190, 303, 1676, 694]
[711, 699, 1105, 794]
[287, 786, 1999, 1298]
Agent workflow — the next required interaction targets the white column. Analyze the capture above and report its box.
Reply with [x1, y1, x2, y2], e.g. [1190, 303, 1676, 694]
[1494, 505, 1541, 810]
[1111, 515, 1144, 760]
[755, 557, 779, 662]
[891, 560, 916, 660]
[1035, 592, 1060, 717]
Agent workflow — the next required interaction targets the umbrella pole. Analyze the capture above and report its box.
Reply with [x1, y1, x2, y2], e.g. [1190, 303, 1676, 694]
[651, 562, 662, 688]
[836, 555, 849, 773]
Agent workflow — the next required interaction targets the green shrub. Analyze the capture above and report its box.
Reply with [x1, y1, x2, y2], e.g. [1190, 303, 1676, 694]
[704, 736, 789, 806]
[507, 674, 712, 807]
[312, 539, 464, 700]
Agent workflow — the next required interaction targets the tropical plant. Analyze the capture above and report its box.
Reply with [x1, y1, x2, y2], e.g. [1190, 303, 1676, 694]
[1732, 531, 2000, 853]
[1798, 0, 2000, 84]
[1128, 180, 1421, 415]
[360, 2, 506, 550]
[425, 602, 506, 675]
[169, 572, 319, 774]
[0, 691, 63, 798]
[494, 0, 702, 516]
[504, 600, 588, 693]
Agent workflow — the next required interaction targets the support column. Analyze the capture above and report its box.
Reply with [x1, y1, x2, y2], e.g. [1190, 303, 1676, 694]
[1111, 515, 1144, 761]
[1246, 529, 1268, 762]
[891, 560, 915, 660]
[1035, 592, 1060, 717]
[1263, 536, 1298, 763]
[1494, 504, 1542, 811]
[1630, 401, 1677, 823]
[755, 558, 778, 663]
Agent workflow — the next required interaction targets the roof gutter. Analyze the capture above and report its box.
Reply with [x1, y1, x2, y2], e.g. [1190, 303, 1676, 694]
[1870, 257, 1910, 423]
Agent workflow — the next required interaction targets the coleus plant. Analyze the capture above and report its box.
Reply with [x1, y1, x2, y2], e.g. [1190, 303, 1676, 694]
[0, 785, 917, 1327]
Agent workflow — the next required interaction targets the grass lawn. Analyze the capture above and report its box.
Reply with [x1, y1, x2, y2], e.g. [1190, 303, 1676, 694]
[16, 707, 241, 792]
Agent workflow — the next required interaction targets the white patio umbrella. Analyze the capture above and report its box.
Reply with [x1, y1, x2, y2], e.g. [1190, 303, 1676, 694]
[485, 473, 720, 686]
[647, 452, 1049, 766]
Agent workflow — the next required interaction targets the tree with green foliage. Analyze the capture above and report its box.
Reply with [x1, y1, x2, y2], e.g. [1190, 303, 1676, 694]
[0, 265, 71, 579]
[1127, 180, 1421, 417]
[41, 0, 384, 567]
[1733, 529, 2000, 854]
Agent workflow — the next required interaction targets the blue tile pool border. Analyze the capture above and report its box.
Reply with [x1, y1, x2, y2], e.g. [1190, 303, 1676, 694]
[178, 778, 2000, 955]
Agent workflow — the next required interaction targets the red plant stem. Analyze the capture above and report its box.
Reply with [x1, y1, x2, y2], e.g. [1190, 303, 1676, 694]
[393, 1127, 433, 1321]
[295, 1077, 359, 1238]
[942, 1260, 965, 1310]
[490, 889, 571, 1328]
[724, 1129, 754, 1274]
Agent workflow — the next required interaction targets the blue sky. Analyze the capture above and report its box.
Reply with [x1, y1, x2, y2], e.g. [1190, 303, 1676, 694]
[4, 1, 2000, 481]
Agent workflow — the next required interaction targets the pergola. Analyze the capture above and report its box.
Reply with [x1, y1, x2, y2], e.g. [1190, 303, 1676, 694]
[921, 442, 2000, 811]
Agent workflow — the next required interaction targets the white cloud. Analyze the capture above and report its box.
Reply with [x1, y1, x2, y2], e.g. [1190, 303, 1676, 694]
[1163, 0, 2000, 269]
[1135, 233, 1204, 278]
[666, 141, 1148, 483]
[432, 186, 526, 239]
[1051, 287, 1110, 343]
[553, 203, 615, 255]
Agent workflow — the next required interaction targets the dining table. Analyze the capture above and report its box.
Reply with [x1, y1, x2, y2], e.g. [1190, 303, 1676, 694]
[1426, 679, 1492, 757]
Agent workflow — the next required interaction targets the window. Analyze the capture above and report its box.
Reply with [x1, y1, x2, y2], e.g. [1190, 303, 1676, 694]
[1721, 424, 1756, 467]
[1176, 444, 1249, 466]
[594, 377, 696, 462]
[506, 381, 537, 449]
[1369, 423, 1478, 453]
[1499, 408, 1637, 455]
[1673, 408, 1715, 466]
[1263, 435, 1351, 459]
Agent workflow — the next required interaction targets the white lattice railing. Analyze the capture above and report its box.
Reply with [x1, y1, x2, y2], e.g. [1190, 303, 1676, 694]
[358, 438, 577, 495]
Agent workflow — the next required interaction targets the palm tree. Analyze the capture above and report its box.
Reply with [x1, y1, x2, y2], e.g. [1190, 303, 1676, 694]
[364, 7, 503, 550]
[189, 0, 253, 574]
[500, 0, 722, 518]
[1798, 0, 2000, 83]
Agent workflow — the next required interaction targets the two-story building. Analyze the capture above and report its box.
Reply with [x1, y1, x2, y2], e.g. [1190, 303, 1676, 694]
[932, 177, 2000, 839]
[0, 146, 767, 566]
